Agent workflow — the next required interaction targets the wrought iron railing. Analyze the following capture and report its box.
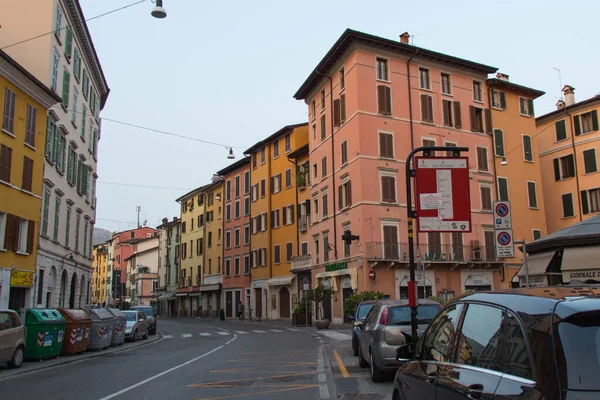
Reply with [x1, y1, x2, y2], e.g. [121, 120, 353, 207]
[297, 215, 310, 232]
[365, 242, 498, 262]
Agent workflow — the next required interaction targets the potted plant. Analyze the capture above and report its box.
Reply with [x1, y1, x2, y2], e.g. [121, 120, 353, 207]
[309, 283, 333, 329]
[291, 296, 312, 326]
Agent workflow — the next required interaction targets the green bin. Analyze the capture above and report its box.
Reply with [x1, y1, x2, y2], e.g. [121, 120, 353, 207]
[24, 308, 66, 360]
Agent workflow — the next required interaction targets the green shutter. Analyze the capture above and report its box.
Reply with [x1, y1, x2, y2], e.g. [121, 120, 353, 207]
[567, 155, 575, 178]
[553, 158, 561, 181]
[67, 146, 73, 183]
[81, 107, 86, 138]
[499, 92, 506, 109]
[555, 120, 567, 141]
[523, 136, 532, 161]
[527, 99, 535, 116]
[581, 190, 589, 215]
[65, 27, 73, 58]
[494, 129, 504, 156]
[61, 71, 70, 106]
[52, 126, 60, 164]
[45, 116, 54, 159]
[574, 115, 581, 135]
[592, 110, 599, 131]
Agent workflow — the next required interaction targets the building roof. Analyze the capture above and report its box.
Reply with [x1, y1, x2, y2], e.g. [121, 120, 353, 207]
[536, 95, 600, 124]
[216, 157, 250, 176]
[486, 78, 545, 99]
[527, 214, 600, 253]
[287, 144, 309, 159]
[124, 246, 159, 261]
[175, 182, 213, 203]
[294, 28, 498, 100]
[0, 50, 62, 103]
[244, 122, 308, 154]
[156, 218, 180, 230]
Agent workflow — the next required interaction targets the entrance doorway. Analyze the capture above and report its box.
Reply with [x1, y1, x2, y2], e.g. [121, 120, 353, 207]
[234, 291, 241, 318]
[69, 273, 77, 308]
[9, 287, 27, 311]
[322, 292, 332, 320]
[254, 288, 262, 318]
[225, 291, 233, 318]
[279, 287, 290, 318]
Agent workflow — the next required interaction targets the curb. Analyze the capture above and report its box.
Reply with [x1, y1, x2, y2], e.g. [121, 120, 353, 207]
[0, 332, 164, 381]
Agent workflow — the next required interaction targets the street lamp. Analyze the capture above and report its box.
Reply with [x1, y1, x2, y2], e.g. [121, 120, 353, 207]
[151, 0, 167, 19]
[227, 147, 235, 159]
[501, 157, 508, 166]
[514, 240, 529, 287]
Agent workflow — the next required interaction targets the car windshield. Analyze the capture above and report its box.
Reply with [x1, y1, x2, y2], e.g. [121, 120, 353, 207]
[134, 307, 153, 318]
[124, 312, 136, 321]
[556, 313, 600, 391]
[357, 304, 375, 320]
[389, 304, 440, 325]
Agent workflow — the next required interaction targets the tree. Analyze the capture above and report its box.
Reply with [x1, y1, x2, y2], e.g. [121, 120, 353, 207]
[343, 291, 386, 319]
[305, 283, 333, 320]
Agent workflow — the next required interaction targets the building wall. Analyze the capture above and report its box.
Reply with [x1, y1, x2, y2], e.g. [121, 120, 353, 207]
[179, 191, 205, 287]
[204, 183, 223, 277]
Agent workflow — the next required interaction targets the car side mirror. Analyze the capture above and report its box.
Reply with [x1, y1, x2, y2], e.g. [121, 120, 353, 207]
[396, 343, 415, 361]
[139, 318, 145, 322]
[347, 315, 355, 321]
[353, 320, 363, 329]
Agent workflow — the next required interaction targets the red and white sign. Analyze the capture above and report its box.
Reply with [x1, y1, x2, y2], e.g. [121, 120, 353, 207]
[70, 329, 78, 344]
[36, 332, 44, 346]
[368, 269, 376, 281]
[415, 157, 472, 233]
[115, 324, 122, 336]
[98, 327, 106, 339]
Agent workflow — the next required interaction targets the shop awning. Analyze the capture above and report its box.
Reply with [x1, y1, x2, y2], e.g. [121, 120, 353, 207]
[175, 293, 188, 297]
[315, 268, 357, 291]
[188, 292, 202, 297]
[465, 275, 491, 287]
[315, 269, 350, 279]
[267, 275, 295, 286]
[561, 246, 600, 282]
[517, 251, 556, 277]
[158, 292, 175, 300]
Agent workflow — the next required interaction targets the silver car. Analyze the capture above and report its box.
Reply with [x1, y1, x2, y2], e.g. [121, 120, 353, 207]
[356, 299, 441, 382]
[123, 311, 149, 342]
[0, 309, 25, 368]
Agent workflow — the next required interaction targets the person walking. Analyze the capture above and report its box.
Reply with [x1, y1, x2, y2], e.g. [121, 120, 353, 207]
[238, 301, 245, 321]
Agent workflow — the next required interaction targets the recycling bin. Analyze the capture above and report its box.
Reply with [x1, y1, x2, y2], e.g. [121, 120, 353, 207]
[105, 308, 127, 347]
[85, 308, 115, 351]
[57, 308, 92, 355]
[23, 308, 66, 360]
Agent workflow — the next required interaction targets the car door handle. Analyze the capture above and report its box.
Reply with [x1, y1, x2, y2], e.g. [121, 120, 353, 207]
[426, 373, 437, 384]
[467, 384, 484, 399]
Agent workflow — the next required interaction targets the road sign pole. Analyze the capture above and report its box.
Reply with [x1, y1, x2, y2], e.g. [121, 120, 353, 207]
[514, 240, 529, 287]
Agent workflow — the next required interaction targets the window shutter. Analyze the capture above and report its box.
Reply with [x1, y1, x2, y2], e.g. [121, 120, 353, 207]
[270, 211, 275, 228]
[27, 220, 35, 254]
[270, 177, 274, 194]
[340, 94, 346, 122]
[338, 185, 343, 210]
[282, 207, 287, 225]
[494, 130, 504, 156]
[567, 155, 575, 178]
[11, 216, 20, 252]
[574, 115, 581, 135]
[555, 120, 567, 141]
[453, 101, 462, 129]
[499, 92, 506, 109]
[297, 204, 301, 219]
[583, 150, 597, 173]
[523, 136, 532, 161]
[333, 99, 341, 127]
[442, 100, 450, 126]
[305, 199, 311, 215]
[62, 71, 70, 106]
[377, 85, 385, 114]
[384, 86, 391, 115]
[320, 115, 326, 138]
[347, 181, 352, 206]
[592, 110, 599, 131]
[65, 27, 73, 57]
[581, 191, 589, 215]
[553, 158, 561, 181]
[469, 106, 476, 132]
[527, 99, 535, 116]
[289, 206, 294, 223]
[562, 194, 572, 217]
[379, 133, 387, 157]
[485, 108, 492, 134]
[4, 214, 15, 250]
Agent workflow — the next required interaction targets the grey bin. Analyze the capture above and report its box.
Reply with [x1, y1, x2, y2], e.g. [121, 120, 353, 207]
[85, 308, 115, 350]
[105, 308, 127, 347]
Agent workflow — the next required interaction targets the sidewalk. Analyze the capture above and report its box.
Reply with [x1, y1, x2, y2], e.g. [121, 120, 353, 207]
[221, 317, 351, 332]
[0, 333, 163, 380]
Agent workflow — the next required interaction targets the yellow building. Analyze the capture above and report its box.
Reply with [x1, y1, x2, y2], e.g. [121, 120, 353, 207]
[0, 50, 61, 310]
[487, 74, 548, 287]
[91, 243, 109, 305]
[202, 179, 224, 317]
[176, 185, 207, 317]
[244, 123, 308, 319]
[536, 86, 600, 234]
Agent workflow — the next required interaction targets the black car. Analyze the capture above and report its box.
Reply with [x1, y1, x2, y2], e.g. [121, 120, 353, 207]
[347, 300, 378, 356]
[132, 306, 157, 335]
[393, 286, 600, 399]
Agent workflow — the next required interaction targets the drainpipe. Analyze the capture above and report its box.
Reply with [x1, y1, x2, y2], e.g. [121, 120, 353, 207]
[406, 49, 420, 251]
[564, 110, 583, 221]
[287, 154, 300, 256]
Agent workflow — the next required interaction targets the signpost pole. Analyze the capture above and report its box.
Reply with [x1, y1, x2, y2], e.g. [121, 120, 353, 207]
[514, 240, 529, 287]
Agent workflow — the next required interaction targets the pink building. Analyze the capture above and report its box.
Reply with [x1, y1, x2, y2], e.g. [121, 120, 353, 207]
[293, 30, 505, 324]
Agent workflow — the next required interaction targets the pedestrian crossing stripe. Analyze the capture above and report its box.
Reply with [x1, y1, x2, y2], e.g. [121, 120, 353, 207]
[217, 332, 230, 335]
[270, 329, 284, 332]
[182, 334, 192, 338]
[253, 330, 266, 333]
[235, 331, 248, 334]
[199, 333, 211, 336]
[163, 335, 174, 339]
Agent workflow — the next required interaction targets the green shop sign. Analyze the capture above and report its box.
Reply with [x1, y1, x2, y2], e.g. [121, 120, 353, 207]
[325, 261, 348, 272]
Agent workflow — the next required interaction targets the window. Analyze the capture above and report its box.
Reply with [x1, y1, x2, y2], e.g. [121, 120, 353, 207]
[320, 114, 326, 140]
[0, 145, 12, 182]
[441, 73, 451, 95]
[583, 149, 598, 174]
[244, 224, 250, 245]
[72, 89, 78, 123]
[554, 154, 575, 181]
[51, 51, 59, 91]
[271, 174, 281, 193]
[261, 213, 267, 231]
[225, 258, 231, 276]
[311, 100, 316, 118]
[235, 200, 240, 219]
[321, 192, 328, 217]
[419, 67, 430, 90]
[498, 177, 509, 201]
[41, 190, 50, 236]
[480, 185, 492, 211]
[575, 110, 599, 135]
[260, 179, 266, 197]
[321, 89, 326, 110]
[234, 228, 240, 247]
[381, 173, 396, 203]
[17, 219, 29, 253]
[420, 94, 433, 123]
[491, 89, 506, 109]
[80, 107, 86, 139]
[321, 157, 327, 177]
[82, 69, 89, 98]
[522, 135, 533, 162]
[341, 141, 348, 165]
[54, 6, 62, 38]
[274, 245, 281, 264]
[339, 180, 352, 210]
[208, 231, 213, 247]
[377, 85, 392, 115]
[2, 88, 16, 133]
[323, 234, 330, 262]
[225, 203, 231, 221]
[22, 157, 33, 192]
[260, 146, 266, 164]
[313, 164, 318, 180]
[339, 68, 345, 90]
[73, 48, 81, 80]
[554, 119, 568, 141]
[284, 205, 294, 225]
[272, 209, 280, 228]
[312, 124, 316, 140]
[445, 141, 457, 157]
[25, 105, 37, 147]
[582, 188, 600, 214]
[244, 196, 250, 216]
[273, 139, 279, 158]
[313, 237, 320, 264]
[533, 229, 542, 241]
[313, 196, 319, 216]
[252, 153, 257, 169]
[470, 106, 484, 133]
[494, 129, 504, 157]
[285, 134, 291, 152]
[477, 147, 489, 172]
[301, 242, 308, 255]
[343, 227, 351, 257]
[65, 208, 71, 247]
[285, 169, 292, 188]
[61, 70, 70, 107]
[286, 242, 293, 262]
[527, 181, 538, 208]
[244, 171, 250, 194]
[519, 97, 535, 117]
[379, 132, 394, 158]
[75, 214, 80, 252]
[455, 304, 504, 372]
[244, 255, 250, 274]
[234, 257, 240, 276]
[225, 230, 231, 249]
[442, 99, 454, 127]
[225, 180, 231, 201]
[83, 220, 89, 256]
[53, 197, 61, 241]
[376, 58, 388, 81]
[422, 304, 464, 362]
[562, 193, 575, 218]
[504, 312, 534, 380]
[473, 81, 482, 102]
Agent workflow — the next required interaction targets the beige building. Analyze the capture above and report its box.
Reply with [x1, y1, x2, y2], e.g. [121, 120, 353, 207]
[125, 237, 159, 306]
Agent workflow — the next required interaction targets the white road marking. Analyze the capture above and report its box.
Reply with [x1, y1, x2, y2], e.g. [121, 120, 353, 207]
[288, 328, 300, 332]
[217, 332, 230, 335]
[252, 330, 266, 333]
[318, 331, 352, 341]
[163, 335, 173, 339]
[318, 373, 326, 382]
[319, 384, 330, 399]
[182, 334, 192, 338]
[199, 333, 211, 337]
[270, 329, 284, 333]
[235, 331, 248, 334]
[99, 336, 237, 400]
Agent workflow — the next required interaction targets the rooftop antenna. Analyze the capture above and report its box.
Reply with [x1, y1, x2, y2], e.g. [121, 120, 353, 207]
[137, 206, 141, 228]
[410, 34, 423, 46]
[553, 67, 563, 101]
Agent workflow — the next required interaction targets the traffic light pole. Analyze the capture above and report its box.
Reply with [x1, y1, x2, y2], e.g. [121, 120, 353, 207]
[405, 146, 469, 345]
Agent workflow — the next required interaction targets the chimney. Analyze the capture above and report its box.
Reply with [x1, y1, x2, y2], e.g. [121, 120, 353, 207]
[400, 32, 410, 44]
[496, 72, 509, 81]
[162, 217, 168, 224]
[173, 217, 178, 221]
[563, 85, 575, 106]
[556, 99, 566, 110]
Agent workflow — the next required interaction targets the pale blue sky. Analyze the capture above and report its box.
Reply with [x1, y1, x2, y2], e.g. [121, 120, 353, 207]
[81, 0, 600, 232]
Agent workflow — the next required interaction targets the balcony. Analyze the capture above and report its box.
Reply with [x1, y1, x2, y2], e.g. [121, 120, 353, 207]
[291, 254, 312, 272]
[365, 242, 499, 263]
[297, 215, 310, 232]
[296, 170, 309, 190]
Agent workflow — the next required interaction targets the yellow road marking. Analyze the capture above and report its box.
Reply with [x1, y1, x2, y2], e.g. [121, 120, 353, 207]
[187, 371, 316, 387]
[210, 369, 311, 374]
[332, 350, 350, 378]
[228, 352, 316, 361]
[227, 360, 316, 366]
[196, 384, 319, 400]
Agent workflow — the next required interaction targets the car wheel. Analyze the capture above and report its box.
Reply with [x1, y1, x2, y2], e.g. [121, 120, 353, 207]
[358, 344, 368, 368]
[133, 330, 138, 342]
[370, 351, 383, 382]
[392, 389, 401, 400]
[144, 330, 149, 340]
[8, 346, 24, 369]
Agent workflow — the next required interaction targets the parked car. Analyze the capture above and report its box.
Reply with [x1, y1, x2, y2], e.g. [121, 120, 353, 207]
[132, 306, 157, 335]
[357, 299, 442, 382]
[0, 309, 25, 368]
[393, 286, 600, 400]
[348, 300, 378, 356]
[123, 310, 149, 341]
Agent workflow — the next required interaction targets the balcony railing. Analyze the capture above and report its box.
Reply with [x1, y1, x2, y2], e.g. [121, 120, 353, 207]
[297, 215, 310, 232]
[296, 170, 309, 190]
[366, 242, 499, 263]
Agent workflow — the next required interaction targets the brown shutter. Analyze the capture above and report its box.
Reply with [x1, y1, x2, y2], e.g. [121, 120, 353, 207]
[270, 177, 274, 194]
[333, 99, 341, 127]
[340, 94, 346, 122]
[377, 85, 385, 114]
[27, 220, 35, 254]
[347, 181, 352, 206]
[270, 211, 275, 228]
[428, 96, 434, 122]
[385, 86, 391, 115]
[282, 207, 287, 225]
[454, 101, 462, 129]
[485, 108, 492, 134]
[4, 214, 15, 250]
[379, 133, 386, 157]
[382, 177, 391, 202]
[0, 145, 12, 182]
[420, 95, 427, 121]
[442, 100, 450, 126]
[470, 106, 477, 132]
[11, 215, 21, 251]
[338, 185, 343, 210]
[22, 157, 33, 192]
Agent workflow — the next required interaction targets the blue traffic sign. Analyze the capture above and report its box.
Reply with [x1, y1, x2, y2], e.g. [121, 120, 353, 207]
[496, 203, 509, 217]
[302, 277, 310, 285]
[497, 232, 511, 246]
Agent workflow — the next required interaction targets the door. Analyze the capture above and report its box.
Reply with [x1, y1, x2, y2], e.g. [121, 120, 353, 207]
[279, 287, 290, 318]
[225, 292, 233, 318]
[234, 291, 241, 317]
[435, 303, 504, 400]
[254, 288, 262, 317]
[398, 303, 464, 400]
[383, 225, 399, 259]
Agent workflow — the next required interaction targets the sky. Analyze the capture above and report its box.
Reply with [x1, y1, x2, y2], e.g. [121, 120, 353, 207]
[80, 0, 600, 233]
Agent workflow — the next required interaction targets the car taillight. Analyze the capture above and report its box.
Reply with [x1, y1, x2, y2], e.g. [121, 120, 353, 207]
[379, 307, 388, 326]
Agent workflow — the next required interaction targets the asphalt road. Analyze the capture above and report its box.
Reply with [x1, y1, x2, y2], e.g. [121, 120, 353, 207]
[0, 319, 333, 400]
